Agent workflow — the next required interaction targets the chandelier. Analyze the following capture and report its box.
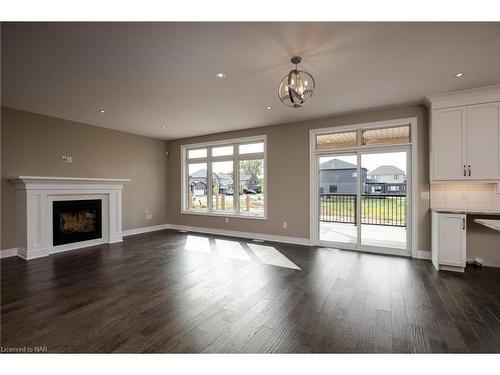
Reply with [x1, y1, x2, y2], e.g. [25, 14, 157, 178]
[278, 56, 315, 108]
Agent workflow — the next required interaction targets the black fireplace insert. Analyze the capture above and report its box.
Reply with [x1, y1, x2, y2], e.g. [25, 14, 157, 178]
[53, 199, 102, 246]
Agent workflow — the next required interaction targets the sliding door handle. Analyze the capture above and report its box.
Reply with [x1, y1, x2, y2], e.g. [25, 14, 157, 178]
[463, 165, 467, 177]
[468, 165, 471, 176]
[462, 218, 466, 230]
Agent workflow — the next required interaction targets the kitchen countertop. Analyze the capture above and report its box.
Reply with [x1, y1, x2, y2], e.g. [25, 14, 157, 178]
[474, 219, 500, 232]
[431, 209, 500, 215]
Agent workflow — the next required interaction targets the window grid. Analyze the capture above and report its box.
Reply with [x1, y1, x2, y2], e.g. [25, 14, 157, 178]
[182, 136, 266, 218]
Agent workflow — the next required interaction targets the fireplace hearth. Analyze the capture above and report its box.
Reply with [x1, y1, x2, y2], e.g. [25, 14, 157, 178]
[53, 199, 102, 246]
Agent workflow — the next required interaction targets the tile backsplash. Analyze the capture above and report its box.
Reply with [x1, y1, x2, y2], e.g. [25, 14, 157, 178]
[431, 183, 500, 212]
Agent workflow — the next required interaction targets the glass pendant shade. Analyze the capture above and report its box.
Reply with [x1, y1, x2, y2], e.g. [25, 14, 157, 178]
[278, 57, 315, 108]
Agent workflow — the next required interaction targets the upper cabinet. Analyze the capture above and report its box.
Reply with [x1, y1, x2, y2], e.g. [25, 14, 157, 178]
[426, 86, 500, 183]
[466, 103, 500, 180]
[432, 107, 467, 180]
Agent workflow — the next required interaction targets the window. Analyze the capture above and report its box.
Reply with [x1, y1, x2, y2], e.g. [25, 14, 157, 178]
[361, 125, 410, 146]
[182, 136, 266, 218]
[188, 148, 207, 159]
[187, 163, 208, 210]
[212, 161, 234, 213]
[329, 185, 338, 193]
[315, 124, 410, 151]
[388, 186, 399, 192]
[316, 131, 356, 151]
[394, 174, 400, 180]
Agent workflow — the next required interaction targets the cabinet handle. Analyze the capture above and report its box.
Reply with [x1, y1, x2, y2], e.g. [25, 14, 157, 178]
[463, 218, 465, 230]
[463, 165, 466, 177]
[468, 165, 471, 176]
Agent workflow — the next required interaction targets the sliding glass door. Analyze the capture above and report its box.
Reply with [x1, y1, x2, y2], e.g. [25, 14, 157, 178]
[313, 123, 412, 256]
[319, 153, 358, 245]
[360, 149, 409, 251]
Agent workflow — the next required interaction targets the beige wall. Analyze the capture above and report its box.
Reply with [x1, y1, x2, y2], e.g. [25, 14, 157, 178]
[1, 107, 168, 249]
[167, 104, 431, 252]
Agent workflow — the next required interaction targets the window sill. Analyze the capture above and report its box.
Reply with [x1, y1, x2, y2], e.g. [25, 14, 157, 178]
[180, 210, 267, 220]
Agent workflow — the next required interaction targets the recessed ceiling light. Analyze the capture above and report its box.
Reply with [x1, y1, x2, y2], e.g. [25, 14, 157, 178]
[98, 109, 105, 113]
[454, 72, 465, 78]
[266, 106, 272, 110]
[161, 125, 167, 129]
[215, 72, 226, 79]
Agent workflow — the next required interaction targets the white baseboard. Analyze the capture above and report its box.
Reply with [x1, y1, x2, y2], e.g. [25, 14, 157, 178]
[416, 249, 431, 260]
[122, 224, 170, 237]
[167, 224, 311, 246]
[0, 248, 18, 258]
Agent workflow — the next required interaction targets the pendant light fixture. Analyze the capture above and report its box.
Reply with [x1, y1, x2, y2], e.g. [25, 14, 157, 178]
[278, 56, 315, 108]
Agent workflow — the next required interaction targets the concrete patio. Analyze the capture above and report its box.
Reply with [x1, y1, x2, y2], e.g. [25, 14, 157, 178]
[320, 221, 407, 249]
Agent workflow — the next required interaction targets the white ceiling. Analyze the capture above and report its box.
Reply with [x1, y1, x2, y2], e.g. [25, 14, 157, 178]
[2, 22, 500, 140]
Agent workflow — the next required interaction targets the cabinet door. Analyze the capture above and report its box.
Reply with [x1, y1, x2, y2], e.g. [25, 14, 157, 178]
[432, 107, 466, 180]
[466, 102, 500, 180]
[438, 214, 466, 267]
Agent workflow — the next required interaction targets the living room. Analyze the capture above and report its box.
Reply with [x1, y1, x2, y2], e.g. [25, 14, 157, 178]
[1, 1, 500, 374]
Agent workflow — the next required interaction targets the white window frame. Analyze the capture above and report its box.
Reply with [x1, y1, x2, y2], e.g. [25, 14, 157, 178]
[181, 135, 267, 220]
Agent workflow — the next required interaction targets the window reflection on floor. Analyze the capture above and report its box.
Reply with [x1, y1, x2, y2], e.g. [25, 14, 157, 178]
[184, 235, 211, 253]
[183, 235, 301, 270]
[247, 243, 301, 270]
[215, 239, 251, 261]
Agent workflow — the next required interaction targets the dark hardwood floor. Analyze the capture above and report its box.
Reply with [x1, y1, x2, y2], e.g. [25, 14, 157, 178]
[2, 229, 500, 353]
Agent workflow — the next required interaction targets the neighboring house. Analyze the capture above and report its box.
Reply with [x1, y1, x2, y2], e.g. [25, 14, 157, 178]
[189, 169, 253, 195]
[189, 168, 208, 196]
[366, 165, 406, 194]
[239, 173, 255, 192]
[368, 165, 405, 183]
[319, 159, 367, 194]
[320, 160, 406, 195]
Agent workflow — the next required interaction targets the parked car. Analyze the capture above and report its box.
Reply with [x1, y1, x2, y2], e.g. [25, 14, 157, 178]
[247, 184, 262, 193]
[243, 188, 257, 194]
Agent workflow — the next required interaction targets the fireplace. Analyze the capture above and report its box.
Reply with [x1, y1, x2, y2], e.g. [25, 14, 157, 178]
[53, 199, 102, 246]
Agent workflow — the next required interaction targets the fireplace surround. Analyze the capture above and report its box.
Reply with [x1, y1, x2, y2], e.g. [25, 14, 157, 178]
[8, 176, 130, 260]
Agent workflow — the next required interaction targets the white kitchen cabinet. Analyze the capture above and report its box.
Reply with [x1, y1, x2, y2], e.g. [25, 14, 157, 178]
[432, 107, 466, 181]
[466, 102, 500, 180]
[426, 86, 500, 183]
[431, 211, 466, 272]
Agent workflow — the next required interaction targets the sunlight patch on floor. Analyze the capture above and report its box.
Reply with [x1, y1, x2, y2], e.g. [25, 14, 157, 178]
[214, 239, 251, 261]
[247, 243, 301, 270]
[184, 235, 211, 253]
[183, 235, 301, 270]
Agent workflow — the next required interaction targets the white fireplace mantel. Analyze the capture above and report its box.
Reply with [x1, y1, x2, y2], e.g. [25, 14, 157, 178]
[9, 176, 131, 260]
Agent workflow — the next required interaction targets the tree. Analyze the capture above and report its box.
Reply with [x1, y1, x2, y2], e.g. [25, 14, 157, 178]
[240, 160, 263, 186]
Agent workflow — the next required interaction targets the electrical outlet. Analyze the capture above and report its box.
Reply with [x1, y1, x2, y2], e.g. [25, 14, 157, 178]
[283, 222, 287, 229]
[145, 209, 152, 220]
[420, 192, 430, 200]
[67, 156, 72, 163]
[61, 155, 67, 162]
